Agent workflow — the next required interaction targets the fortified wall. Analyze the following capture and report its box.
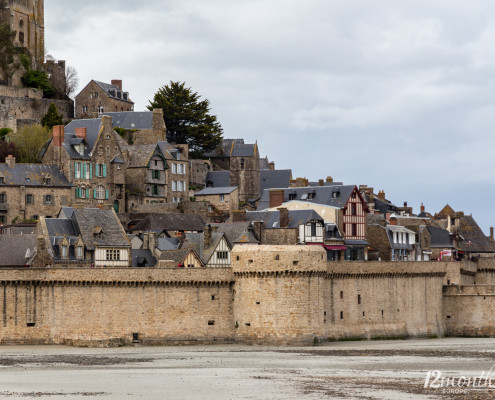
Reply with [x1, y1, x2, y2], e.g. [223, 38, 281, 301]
[0, 86, 74, 132]
[0, 246, 493, 346]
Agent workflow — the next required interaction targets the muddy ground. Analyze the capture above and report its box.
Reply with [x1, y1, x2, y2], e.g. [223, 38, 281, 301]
[0, 338, 494, 399]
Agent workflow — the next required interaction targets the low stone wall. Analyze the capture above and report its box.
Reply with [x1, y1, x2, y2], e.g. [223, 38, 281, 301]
[474, 258, 495, 284]
[443, 285, 495, 337]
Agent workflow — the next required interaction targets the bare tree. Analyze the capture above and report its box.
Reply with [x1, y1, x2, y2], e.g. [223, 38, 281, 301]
[65, 65, 79, 98]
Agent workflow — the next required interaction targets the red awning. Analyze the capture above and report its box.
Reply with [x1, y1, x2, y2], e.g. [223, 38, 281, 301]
[324, 245, 347, 250]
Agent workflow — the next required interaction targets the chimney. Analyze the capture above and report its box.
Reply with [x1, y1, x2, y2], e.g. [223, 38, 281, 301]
[75, 127, 87, 142]
[390, 216, 397, 226]
[232, 210, 247, 223]
[152, 108, 166, 131]
[111, 80, 123, 91]
[204, 224, 212, 248]
[52, 125, 65, 147]
[142, 232, 150, 250]
[403, 202, 408, 207]
[326, 176, 333, 183]
[268, 162, 275, 170]
[318, 179, 324, 187]
[378, 190, 386, 201]
[490, 227, 495, 243]
[5, 155, 15, 168]
[278, 208, 289, 228]
[101, 115, 113, 133]
[269, 190, 284, 208]
[252, 221, 263, 242]
[447, 215, 452, 233]
[149, 232, 157, 253]
[421, 203, 425, 213]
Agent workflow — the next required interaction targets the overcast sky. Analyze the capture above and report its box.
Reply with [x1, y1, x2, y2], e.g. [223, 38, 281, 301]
[46, 0, 495, 233]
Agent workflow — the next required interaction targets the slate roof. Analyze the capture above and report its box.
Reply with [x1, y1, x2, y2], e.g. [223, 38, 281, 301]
[64, 118, 103, 159]
[71, 209, 130, 250]
[102, 112, 152, 130]
[456, 215, 495, 253]
[257, 185, 359, 211]
[94, 81, 133, 104]
[131, 249, 157, 268]
[210, 222, 259, 244]
[204, 139, 245, 158]
[246, 209, 323, 229]
[260, 170, 292, 193]
[157, 237, 181, 251]
[231, 143, 256, 157]
[205, 171, 230, 187]
[386, 225, 415, 250]
[131, 213, 205, 233]
[159, 248, 196, 264]
[427, 226, 454, 249]
[157, 141, 184, 161]
[0, 164, 71, 187]
[0, 234, 38, 267]
[128, 144, 159, 168]
[46, 218, 78, 237]
[182, 231, 228, 265]
[259, 157, 270, 170]
[58, 207, 75, 219]
[195, 187, 237, 196]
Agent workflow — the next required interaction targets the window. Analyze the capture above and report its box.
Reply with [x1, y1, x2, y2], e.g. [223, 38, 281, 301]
[289, 193, 296, 200]
[43, 177, 52, 185]
[76, 246, 83, 260]
[152, 170, 160, 180]
[74, 162, 81, 179]
[216, 251, 228, 260]
[351, 192, 357, 199]
[172, 181, 177, 191]
[61, 245, 68, 258]
[95, 185, 105, 199]
[310, 222, 317, 236]
[358, 294, 361, 305]
[82, 106, 88, 113]
[0, 216, 4, 223]
[332, 191, 339, 198]
[26, 194, 34, 204]
[45, 195, 52, 205]
[352, 224, 357, 236]
[351, 203, 357, 215]
[19, 31, 24, 44]
[98, 106, 104, 116]
[172, 164, 177, 174]
[96, 164, 106, 177]
[105, 249, 121, 261]
[340, 311, 344, 320]
[219, 194, 225, 202]
[240, 158, 245, 170]
[0, 177, 4, 184]
[178, 164, 185, 174]
[178, 181, 183, 192]
[340, 291, 343, 299]
[307, 192, 315, 200]
[152, 185, 159, 196]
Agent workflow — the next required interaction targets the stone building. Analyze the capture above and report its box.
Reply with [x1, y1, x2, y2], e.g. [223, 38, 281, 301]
[75, 80, 134, 119]
[0, 155, 72, 224]
[0, 0, 44, 70]
[104, 109, 166, 145]
[194, 187, 239, 214]
[42, 117, 127, 214]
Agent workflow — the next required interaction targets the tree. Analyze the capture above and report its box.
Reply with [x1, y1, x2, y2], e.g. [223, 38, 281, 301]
[21, 69, 55, 98]
[147, 81, 223, 157]
[41, 103, 63, 129]
[9, 124, 51, 163]
[0, 23, 20, 85]
[65, 65, 79, 98]
[0, 140, 15, 163]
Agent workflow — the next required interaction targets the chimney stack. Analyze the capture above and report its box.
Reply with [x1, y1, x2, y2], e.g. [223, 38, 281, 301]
[232, 210, 247, 222]
[326, 176, 333, 183]
[204, 224, 212, 249]
[252, 221, 263, 242]
[5, 155, 15, 169]
[490, 227, 495, 243]
[278, 208, 289, 228]
[318, 179, 324, 187]
[421, 203, 425, 213]
[403, 202, 408, 207]
[268, 162, 275, 170]
[269, 189, 285, 208]
[390, 216, 397, 226]
[75, 127, 87, 142]
[52, 125, 65, 147]
[111, 80, 123, 91]
[378, 190, 386, 201]
[149, 232, 157, 253]
[142, 232, 150, 250]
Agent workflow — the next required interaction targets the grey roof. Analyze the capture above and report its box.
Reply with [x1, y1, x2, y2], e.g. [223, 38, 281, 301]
[94, 81, 133, 104]
[0, 164, 71, 187]
[0, 234, 38, 267]
[64, 119, 103, 159]
[204, 139, 244, 158]
[131, 214, 205, 233]
[103, 112, 152, 130]
[246, 209, 323, 229]
[456, 215, 495, 253]
[257, 185, 360, 211]
[231, 143, 256, 157]
[195, 186, 237, 196]
[128, 144, 159, 168]
[111, 157, 125, 164]
[131, 249, 157, 268]
[427, 226, 453, 248]
[157, 141, 183, 161]
[206, 171, 230, 187]
[260, 170, 292, 193]
[46, 218, 78, 237]
[71, 209, 130, 250]
[259, 157, 270, 170]
[182, 231, 228, 264]
[157, 237, 181, 251]
[210, 222, 259, 244]
[58, 207, 74, 219]
[159, 249, 194, 264]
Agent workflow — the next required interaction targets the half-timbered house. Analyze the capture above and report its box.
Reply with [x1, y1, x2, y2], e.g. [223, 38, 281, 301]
[182, 225, 232, 267]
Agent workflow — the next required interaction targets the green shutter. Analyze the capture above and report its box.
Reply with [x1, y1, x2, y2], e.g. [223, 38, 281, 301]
[105, 190, 109, 200]
[103, 164, 107, 177]
[83, 163, 86, 179]
[93, 189, 97, 199]
[86, 188, 90, 198]
[89, 163, 92, 179]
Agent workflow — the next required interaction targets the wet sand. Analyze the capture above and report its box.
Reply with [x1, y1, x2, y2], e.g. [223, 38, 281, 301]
[0, 338, 494, 399]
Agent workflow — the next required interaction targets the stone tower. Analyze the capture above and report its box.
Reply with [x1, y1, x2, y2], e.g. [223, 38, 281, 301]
[1, 0, 45, 69]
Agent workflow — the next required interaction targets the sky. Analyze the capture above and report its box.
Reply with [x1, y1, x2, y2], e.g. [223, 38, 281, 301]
[46, 0, 495, 233]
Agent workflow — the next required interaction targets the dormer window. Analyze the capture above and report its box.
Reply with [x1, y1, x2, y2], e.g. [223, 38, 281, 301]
[332, 191, 340, 198]
[105, 134, 111, 140]
[93, 226, 103, 239]
[76, 246, 83, 260]
[43, 175, 52, 185]
[61, 245, 68, 259]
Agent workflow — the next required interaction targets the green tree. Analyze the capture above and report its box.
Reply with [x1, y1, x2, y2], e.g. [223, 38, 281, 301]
[0, 23, 20, 85]
[147, 81, 223, 158]
[21, 70, 55, 98]
[41, 103, 63, 129]
[9, 124, 51, 163]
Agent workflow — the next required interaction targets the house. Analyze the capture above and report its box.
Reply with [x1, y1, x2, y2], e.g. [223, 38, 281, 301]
[42, 117, 127, 214]
[211, 220, 259, 246]
[130, 213, 205, 237]
[157, 142, 190, 204]
[367, 218, 417, 261]
[75, 80, 134, 119]
[181, 225, 232, 267]
[0, 156, 73, 224]
[195, 187, 239, 214]
[427, 226, 455, 260]
[261, 185, 369, 260]
[158, 248, 204, 268]
[38, 208, 131, 267]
